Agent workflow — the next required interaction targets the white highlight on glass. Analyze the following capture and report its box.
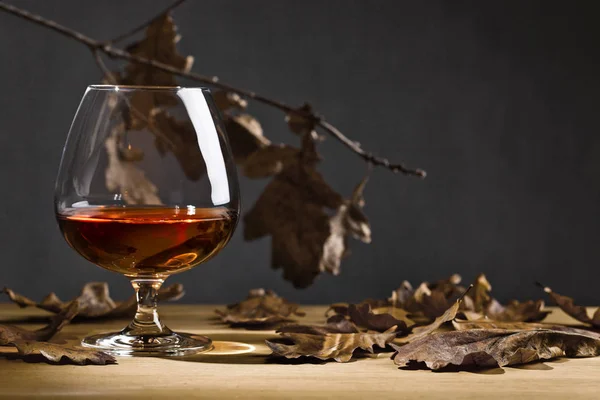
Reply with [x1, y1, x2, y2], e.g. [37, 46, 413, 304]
[177, 89, 230, 206]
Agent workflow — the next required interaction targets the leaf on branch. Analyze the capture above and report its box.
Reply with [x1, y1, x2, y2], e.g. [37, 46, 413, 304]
[105, 134, 162, 205]
[3, 282, 184, 319]
[148, 109, 207, 180]
[285, 103, 317, 136]
[223, 113, 271, 163]
[266, 321, 396, 362]
[215, 289, 305, 327]
[244, 134, 372, 288]
[243, 144, 300, 178]
[538, 283, 600, 328]
[118, 14, 193, 129]
[391, 329, 600, 371]
[12, 341, 116, 365]
[213, 90, 248, 111]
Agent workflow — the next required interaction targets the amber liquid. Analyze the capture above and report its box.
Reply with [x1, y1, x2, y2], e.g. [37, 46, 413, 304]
[57, 206, 237, 277]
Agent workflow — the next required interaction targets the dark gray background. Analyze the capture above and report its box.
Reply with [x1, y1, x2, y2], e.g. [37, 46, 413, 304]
[1, 0, 599, 305]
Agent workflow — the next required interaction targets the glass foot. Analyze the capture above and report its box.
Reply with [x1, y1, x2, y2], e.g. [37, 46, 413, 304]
[81, 331, 213, 357]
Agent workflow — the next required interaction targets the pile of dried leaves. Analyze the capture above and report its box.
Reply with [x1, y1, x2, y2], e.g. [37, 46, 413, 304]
[264, 274, 600, 371]
[1, 282, 184, 365]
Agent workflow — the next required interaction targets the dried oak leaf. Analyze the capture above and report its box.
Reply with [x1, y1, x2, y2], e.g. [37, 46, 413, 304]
[223, 113, 271, 164]
[391, 329, 600, 370]
[0, 301, 79, 344]
[538, 283, 600, 328]
[389, 280, 415, 307]
[243, 144, 299, 178]
[462, 274, 549, 322]
[266, 320, 396, 362]
[396, 286, 471, 344]
[402, 282, 453, 321]
[149, 109, 206, 181]
[485, 298, 550, 323]
[0, 302, 115, 365]
[285, 103, 316, 135]
[244, 135, 370, 288]
[337, 303, 409, 334]
[118, 14, 193, 129]
[389, 274, 467, 322]
[3, 282, 184, 319]
[215, 289, 305, 326]
[213, 90, 248, 111]
[452, 319, 600, 339]
[468, 273, 492, 313]
[13, 341, 116, 365]
[105, 134, 162, 205]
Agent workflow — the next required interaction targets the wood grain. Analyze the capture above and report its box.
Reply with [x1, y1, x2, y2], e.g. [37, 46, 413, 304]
[0, 304, 598, 399]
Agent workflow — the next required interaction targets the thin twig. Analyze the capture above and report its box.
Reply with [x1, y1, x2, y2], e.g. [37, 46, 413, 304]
[92, 49, 117, 83]
[108, 0, 188, 44]
[0, 1, 424, 176]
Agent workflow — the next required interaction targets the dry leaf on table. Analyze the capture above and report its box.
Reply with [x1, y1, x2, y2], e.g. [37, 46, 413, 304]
[0, 302, 115, 365]
[452, 319, 600, 338]
[13, 341, 116, 365]
[538, 283, 600, 328]
[461, 274, 549, 322]
[327, 303, 409, 334]
[396, 286, 472, 344]
[0, 301, 79, 344]
[391, 328, 600, 371]
[266, 320, 396, 362]
[3, 282, 184, 319]
[215, 289, 305, 327]
[485, 298, 550, 323]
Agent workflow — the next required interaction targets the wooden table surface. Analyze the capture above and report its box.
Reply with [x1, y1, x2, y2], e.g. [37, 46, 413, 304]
[0, 304, 598, 399]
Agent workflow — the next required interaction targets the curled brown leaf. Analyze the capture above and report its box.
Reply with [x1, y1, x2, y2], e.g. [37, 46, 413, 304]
[485, 298, 550, 323]
[213, 90, 248, 111]
[13, 341, 116, 365]
[538, 283, 600, 328]
[0, 301, 79, 344]
[3, 282, 184, 319]
[244, 135, 367, 288]
[266, 322, 396, 362]
[452, 319, 600, 339]
[397, 286, 472, 344]
[215, 289, 305, 327]
[224, 113, 270, 163]
[391, 329, 600, 371]
[337, 303, 409, 334]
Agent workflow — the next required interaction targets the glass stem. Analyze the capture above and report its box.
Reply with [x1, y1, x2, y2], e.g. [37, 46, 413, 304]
[123, 278, 172, 337]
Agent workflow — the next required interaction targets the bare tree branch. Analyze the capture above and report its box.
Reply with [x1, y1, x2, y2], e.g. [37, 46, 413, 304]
[0, 1, 425, 176]
[109, 0, 188, 44]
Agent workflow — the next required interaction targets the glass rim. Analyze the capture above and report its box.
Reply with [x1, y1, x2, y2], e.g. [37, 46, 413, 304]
[88, 85, 210, 92]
